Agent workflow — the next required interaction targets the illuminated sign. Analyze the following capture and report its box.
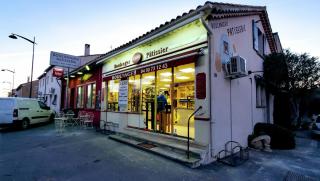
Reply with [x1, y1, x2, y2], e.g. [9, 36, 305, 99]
[102, 19, 207, 73]
[114, 60, 130, 69]
[146, 47, 168, 59]
[52, 68, 64, 78]
[132, 52, 143, 64]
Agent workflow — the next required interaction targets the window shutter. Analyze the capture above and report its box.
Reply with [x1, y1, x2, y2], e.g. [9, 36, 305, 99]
[252, 20, 259, 51]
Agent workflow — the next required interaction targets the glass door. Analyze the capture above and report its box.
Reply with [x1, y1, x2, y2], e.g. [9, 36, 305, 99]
[141, 72, 156, 130]
[156, 68, 172, 133]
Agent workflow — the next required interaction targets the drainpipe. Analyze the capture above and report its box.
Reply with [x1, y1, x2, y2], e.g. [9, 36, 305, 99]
[200, 11, 215, 159]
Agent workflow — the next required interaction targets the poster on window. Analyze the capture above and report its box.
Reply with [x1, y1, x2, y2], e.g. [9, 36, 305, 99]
[118, 79, 128, 111]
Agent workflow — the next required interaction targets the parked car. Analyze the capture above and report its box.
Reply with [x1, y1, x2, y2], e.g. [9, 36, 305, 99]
[0, 97, 55, 129]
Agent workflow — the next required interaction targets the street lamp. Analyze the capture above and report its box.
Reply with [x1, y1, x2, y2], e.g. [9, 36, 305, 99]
[1, 68, 15, 90]
[9, 33, 36, 98]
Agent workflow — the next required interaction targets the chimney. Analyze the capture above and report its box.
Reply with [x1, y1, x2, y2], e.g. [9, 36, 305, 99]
[84, 44, 90, 56]
[27, 76, 30, 82]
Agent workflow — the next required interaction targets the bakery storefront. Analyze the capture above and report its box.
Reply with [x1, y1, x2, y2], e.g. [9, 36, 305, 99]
[99, 20, 208, 139]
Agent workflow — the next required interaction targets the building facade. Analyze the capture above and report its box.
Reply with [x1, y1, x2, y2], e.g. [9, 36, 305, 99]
[15, 80, 39, 98]
[66, 2, 282, 165]
[67, 59, 103, 126]
[38, 44, 101, 113]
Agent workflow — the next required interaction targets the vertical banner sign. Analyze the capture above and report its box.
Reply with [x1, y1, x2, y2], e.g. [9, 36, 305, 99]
[118, 80, 129, 112]
[196, 73, 206, 99]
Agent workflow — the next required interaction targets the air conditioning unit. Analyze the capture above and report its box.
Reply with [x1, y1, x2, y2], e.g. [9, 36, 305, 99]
[224, 56, 247, 79]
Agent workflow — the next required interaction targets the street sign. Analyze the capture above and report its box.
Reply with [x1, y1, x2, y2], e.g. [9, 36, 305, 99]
[50, 51, 81, 68]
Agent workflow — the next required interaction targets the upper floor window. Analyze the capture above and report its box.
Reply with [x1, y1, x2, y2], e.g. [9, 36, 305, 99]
[256, 80, 266, 108]
[252, 20, 265, 56]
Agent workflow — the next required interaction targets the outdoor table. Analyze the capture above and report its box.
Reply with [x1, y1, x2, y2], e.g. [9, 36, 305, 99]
[65, 113, 75, 118]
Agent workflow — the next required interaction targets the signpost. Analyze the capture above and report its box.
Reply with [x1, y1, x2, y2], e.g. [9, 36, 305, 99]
[118, 80, 129, 112]
[50, 51, 81, 109]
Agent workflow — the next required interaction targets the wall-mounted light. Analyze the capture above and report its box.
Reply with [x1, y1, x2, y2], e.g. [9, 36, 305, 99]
[176, 76, 189, 80]
[85, 65, 90, 71]
[161, 78, 171, 82]
[77, 72, 83, 75]
[160, 72, 172, 77]
[180, 68, 194, 73]
[70, 75, 75, 78]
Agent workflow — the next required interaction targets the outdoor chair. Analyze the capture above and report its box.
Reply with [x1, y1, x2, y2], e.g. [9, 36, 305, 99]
[83, 114, 94, 129]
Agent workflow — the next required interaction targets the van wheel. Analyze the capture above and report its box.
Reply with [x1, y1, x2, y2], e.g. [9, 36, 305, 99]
[21, 118, 29, 129]
[49, 114, 55, 123]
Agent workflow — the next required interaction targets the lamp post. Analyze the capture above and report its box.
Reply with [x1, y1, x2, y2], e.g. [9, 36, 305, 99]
[9, 33, 36, 98]
[1, 69, 15, 91]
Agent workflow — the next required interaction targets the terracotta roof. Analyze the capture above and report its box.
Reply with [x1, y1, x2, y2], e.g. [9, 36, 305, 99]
[93, 1, 277, 64]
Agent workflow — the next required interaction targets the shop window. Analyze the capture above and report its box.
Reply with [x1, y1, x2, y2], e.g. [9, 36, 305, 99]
[253, 20, 265, 56]
[86, 83, 96, 109]
[128, 75, 141, 112]
[174, 63, 195, 109]
[173, 63, 195, 138]
[76, 86, 84, 108]
[142, 72, 156, 109]
[107, 79, 119, 111]
[256, 83, 266, 108]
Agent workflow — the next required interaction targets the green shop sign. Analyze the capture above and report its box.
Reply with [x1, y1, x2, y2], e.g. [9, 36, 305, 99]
[102, 19, 208, 73]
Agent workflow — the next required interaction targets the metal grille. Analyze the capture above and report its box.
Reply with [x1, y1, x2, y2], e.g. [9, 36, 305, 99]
[283, 171, 316, 181]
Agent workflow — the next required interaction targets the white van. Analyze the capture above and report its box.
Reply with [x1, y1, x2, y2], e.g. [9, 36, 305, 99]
[0, 97, 55, 129]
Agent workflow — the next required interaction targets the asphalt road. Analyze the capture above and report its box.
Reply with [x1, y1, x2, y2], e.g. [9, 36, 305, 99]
[0, 123, 319, 181]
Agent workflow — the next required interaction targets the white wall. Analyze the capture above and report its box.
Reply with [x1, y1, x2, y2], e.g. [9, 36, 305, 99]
[37, 67, 62, 114]
[210, 15, 273, 155]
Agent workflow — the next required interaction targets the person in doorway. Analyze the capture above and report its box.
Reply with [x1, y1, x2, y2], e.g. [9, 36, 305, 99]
[157, 91, 167, 133]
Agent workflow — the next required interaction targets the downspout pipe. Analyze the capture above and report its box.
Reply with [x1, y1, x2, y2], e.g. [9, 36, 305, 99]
[200, 13, 213, 35]
[199, 10, 215, 159]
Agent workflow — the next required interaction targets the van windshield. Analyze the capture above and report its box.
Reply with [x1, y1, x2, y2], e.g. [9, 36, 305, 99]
[0, 99, 13, 110]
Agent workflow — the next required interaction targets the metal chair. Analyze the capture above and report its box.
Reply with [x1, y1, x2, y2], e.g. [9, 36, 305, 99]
[83, 114, 94, 129]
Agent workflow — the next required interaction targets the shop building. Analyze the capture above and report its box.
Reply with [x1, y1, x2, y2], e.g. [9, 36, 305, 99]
[66, 55, 103, 126]
[94, 2, 281, 165]
[15, 80, 39, 98]
[38, 65, 65, 113]
[38, 44, 101, 114]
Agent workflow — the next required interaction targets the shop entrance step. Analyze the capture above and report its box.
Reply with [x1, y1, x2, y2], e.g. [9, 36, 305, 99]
[122, 127, 208, 156]
[109, 133, 202, 168]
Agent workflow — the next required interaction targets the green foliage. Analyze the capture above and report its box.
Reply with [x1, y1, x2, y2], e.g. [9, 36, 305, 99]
[264, 49, 320, 94]
[263, 52, 288, 91]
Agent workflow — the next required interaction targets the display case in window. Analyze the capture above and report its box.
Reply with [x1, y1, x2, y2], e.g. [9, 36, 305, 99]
[174, 82, 194, 109]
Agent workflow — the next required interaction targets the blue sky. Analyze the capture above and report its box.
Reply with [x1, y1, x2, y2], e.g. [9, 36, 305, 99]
[0, 0, 319, 96]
